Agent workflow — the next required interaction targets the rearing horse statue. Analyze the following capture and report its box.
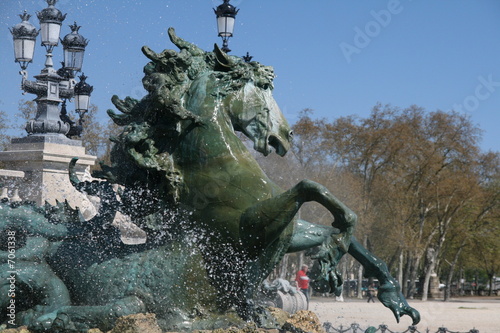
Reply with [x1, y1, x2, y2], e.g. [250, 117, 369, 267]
[87, 27, 419, 326]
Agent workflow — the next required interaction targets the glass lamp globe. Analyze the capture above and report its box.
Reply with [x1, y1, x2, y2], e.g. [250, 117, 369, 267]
[36, 0, 67, 48]
[74, 74, 93, 112]
[214, 0, 239, 38]
[10, 11, 39, 69]
[61, 22, 89, 72]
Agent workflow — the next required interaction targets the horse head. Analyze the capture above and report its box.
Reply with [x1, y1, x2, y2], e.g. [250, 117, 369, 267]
[105, 29, 295, 205]
[214, 45, 293, 157]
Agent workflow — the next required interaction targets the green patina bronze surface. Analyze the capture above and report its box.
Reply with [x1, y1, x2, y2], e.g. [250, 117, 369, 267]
[0, 28, 419, 332]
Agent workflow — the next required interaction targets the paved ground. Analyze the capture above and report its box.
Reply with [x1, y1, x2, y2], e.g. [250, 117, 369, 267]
[309, 296, 500, 333]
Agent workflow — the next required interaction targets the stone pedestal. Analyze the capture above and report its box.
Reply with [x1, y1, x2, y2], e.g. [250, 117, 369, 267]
[428, 273, 442, 299]
[0, 135, 96, 214]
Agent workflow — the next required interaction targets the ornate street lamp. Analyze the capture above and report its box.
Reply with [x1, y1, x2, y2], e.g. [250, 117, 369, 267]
[61, 22, 89, 72]
[9, 0, 91, 138]
[214, 0, 239, 53]
[9, 12, 39, 70]
[74, 74, 93, 114]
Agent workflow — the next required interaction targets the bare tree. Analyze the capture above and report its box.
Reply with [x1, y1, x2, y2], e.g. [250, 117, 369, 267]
[0, 108, 12, 151]
[288, 104, 494, 301]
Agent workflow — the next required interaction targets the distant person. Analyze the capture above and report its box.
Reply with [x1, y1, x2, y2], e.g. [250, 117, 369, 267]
[367, 283, 376, 303]
[296, 264, 310, 306]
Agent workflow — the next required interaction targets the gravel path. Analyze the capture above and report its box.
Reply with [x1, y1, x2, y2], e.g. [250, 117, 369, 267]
[309, 296, 500, 333]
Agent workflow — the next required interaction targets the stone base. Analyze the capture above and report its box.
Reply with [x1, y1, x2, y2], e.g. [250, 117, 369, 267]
[0, 309, 327, 333]
[428, 274, 442, 299]
[11, 134, 85, 146]
[0, 135, 96, 213]
[109, 313, 163, 333]
[110, 310, 325, 333]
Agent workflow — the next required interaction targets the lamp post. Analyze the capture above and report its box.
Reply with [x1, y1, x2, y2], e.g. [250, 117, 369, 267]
[214, 0, 239, 53]
[10, 0, 91, 139]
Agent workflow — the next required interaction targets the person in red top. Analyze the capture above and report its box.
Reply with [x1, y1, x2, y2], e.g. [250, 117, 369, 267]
[296, 264, 310, 305]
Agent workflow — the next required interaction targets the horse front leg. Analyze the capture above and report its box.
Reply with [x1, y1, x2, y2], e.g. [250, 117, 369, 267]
[348, 237, 421, 325]
[286, 223, 421, 325]
[240, 179, 356, 256]
[238, 180, 355, 322]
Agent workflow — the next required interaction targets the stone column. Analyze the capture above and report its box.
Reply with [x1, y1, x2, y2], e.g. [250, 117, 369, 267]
[0, 135, 96, 216]
[429, 273, 442, 299]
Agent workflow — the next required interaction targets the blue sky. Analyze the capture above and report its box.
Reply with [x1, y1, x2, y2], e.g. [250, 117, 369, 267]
[1, 0, 499, 152]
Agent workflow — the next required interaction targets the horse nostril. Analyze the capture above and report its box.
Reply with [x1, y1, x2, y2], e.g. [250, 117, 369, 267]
[288, 131, 294, 140]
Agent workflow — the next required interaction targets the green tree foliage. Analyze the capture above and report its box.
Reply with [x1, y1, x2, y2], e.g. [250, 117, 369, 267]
[75, 104, 105, 157]
[17, 99, 36, 135]
[0, 108, 11, 151]
[288, 104, 499, 299]
[97, 118, 121, 167]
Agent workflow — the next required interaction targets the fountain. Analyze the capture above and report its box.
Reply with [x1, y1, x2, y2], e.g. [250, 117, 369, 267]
[0, 28, 419, 332]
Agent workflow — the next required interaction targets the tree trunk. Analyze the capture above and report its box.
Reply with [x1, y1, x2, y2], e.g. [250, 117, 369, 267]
[402, 249, 412, 297]
[487, 273, 494, 296]
[357, 262, 363, 299]
[398, 250, 404, 287]
[298, 252, 304, 274]
[279, 253, 289, 279]
[421, 247, 437, 301]
[444, 244, 464, 301]
[405, 251, 421, 299]
[357, 235, 368, 299]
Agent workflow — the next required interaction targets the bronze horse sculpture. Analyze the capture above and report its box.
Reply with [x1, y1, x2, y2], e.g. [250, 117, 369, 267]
[94, 28, 419, 325]
[1, 28, 419, 331]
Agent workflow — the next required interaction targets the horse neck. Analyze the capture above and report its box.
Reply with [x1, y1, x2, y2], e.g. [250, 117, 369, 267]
[185, 72, 222, 117]
[178, 74, 249, 163]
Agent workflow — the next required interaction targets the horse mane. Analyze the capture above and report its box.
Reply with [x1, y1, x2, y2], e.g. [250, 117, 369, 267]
[97, 28, 276, 204]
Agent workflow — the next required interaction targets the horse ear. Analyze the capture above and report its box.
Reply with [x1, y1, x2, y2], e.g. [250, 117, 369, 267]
[168, 27, 205, 56]
[213, 43, 233, 71]
[142, 46, 160, 62]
